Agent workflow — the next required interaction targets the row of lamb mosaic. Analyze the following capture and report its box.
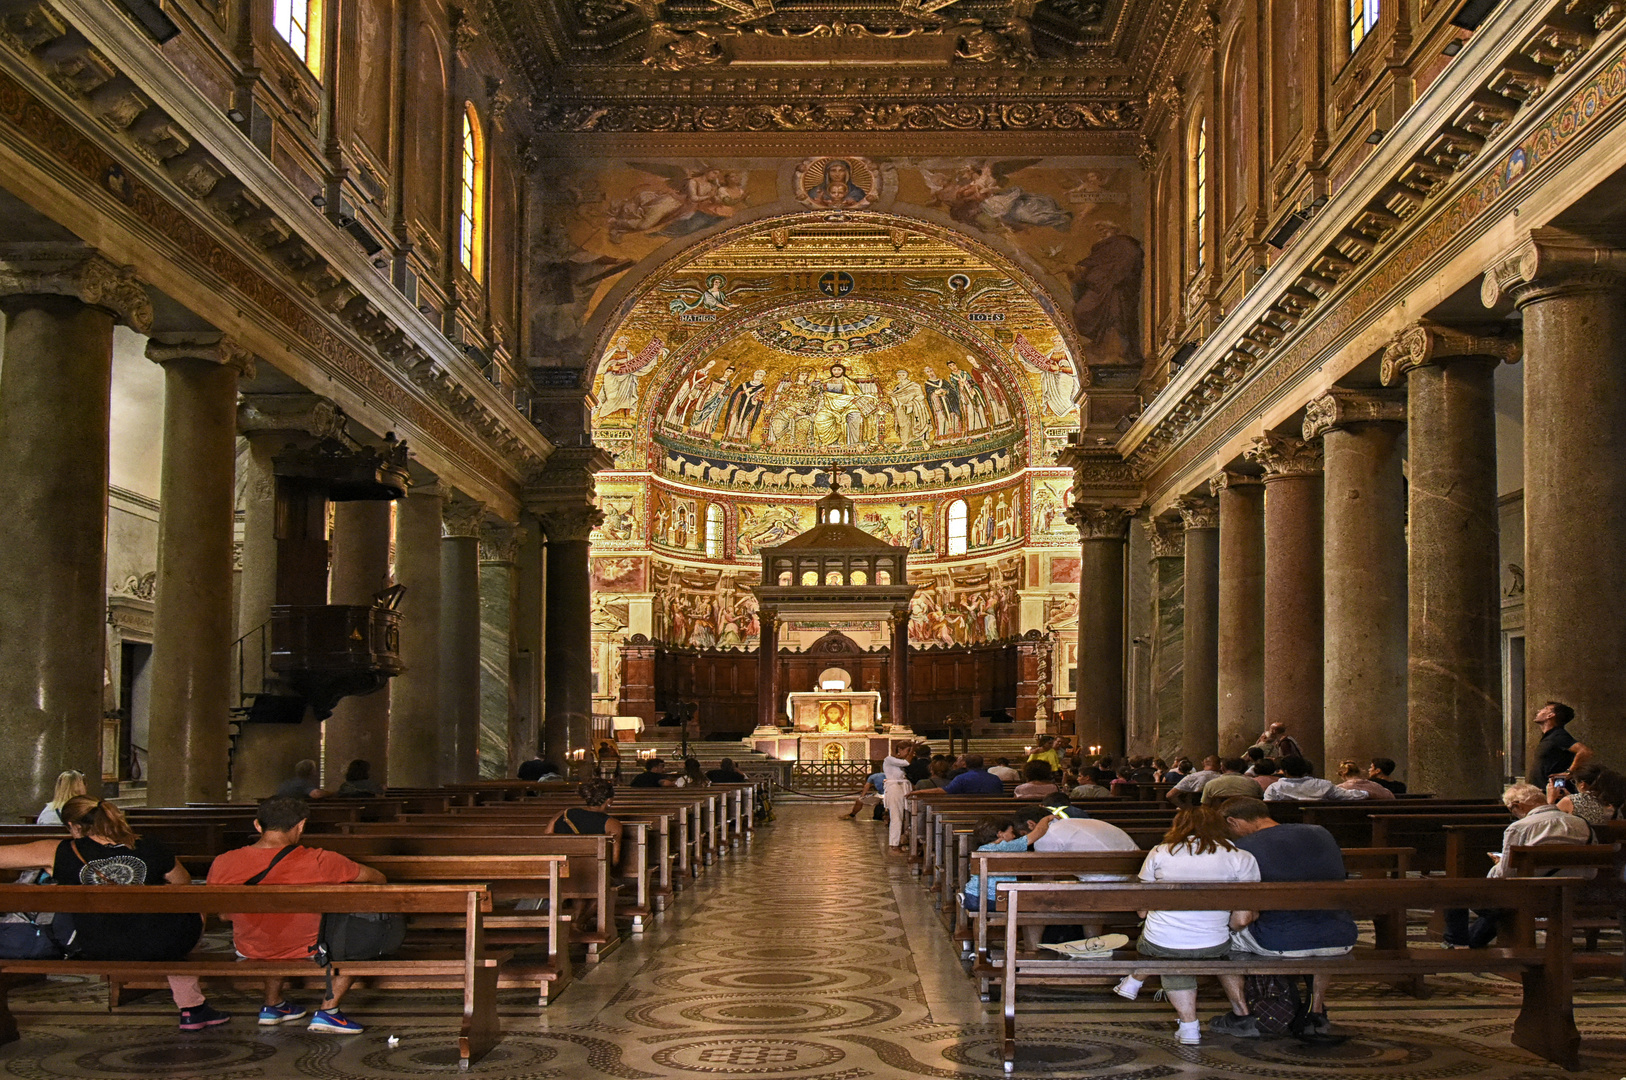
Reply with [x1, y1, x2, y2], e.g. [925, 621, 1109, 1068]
[659, 448, 1018, 489]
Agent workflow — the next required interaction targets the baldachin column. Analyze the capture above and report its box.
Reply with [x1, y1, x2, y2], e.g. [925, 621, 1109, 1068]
[1244, 432, 1326, 769]
[1212, 471, 1265, 755]
[1177, 498, 1220, 759]
[144, 335, 255, 805]
[1066, 504, 1133, 756]
[0, 246, 150, 813]
[1484, 231, 1626, 771]
[1304, 389, 1408, 778]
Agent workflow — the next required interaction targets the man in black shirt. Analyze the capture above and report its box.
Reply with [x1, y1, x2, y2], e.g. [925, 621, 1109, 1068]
[1367, 757, 1407, 795]
[705, 758, 748, 784]
[1532, 701, 1591, 783]
[905, 744, 933, 784]
[630, 759, 672, 788]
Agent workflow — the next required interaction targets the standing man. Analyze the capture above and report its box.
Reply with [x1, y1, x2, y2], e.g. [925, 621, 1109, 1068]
[882, 740, 914, 851]
[1531, 701, 1592, 784]
[1252, 723, 1303, 761]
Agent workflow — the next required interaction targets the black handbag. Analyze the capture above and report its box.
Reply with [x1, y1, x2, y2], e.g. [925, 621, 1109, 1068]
[245, 846, 405, 965]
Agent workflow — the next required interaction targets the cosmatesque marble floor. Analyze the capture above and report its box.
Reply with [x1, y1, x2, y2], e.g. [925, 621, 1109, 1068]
[2, 801, 1623, 1079]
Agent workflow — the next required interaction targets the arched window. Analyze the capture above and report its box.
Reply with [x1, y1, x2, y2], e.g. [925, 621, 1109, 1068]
[801, 571, 818, 586]
[458, 105, 486, 280]
[947, 499, 968, 556]
[875, 570, 891, 585]
[704, 504, 724, 558]
[272, 0, 321, 72]
[849, 569, 867, 586]
[1193, 117, 1208, 273]
[1350, 0, 1378, 51]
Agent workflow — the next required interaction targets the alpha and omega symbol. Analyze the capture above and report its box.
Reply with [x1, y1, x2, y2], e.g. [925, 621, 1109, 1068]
[818, 271, 855, 298]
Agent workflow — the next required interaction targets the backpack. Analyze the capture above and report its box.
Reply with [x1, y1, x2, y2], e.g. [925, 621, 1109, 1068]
[1243, 973, 1305, 1035]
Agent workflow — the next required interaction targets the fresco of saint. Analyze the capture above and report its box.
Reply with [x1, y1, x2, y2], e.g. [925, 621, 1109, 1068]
[1069, 220, 1145, 364]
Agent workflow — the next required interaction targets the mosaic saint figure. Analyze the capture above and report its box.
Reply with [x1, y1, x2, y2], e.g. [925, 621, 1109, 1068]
[665, 360, 716, 426]
[723, 369, 769, 440]
[687, 365, 736, 436]
[812, 363, 869, 448]
[888, 369, 931, 447]
[1014, 332, 1079, 419]
[922, 365, 962, 439]
[947, 360, 990, 431]
[596, 335, 662, 419]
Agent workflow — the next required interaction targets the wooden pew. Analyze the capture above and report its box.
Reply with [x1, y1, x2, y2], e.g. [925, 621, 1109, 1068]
[996, 878, 1583, 1072]
[0, 882, 505, 1068]
[1506, 841, 1625, 982]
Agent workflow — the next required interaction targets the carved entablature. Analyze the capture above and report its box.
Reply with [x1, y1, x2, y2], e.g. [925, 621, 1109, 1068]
[1302, 388, 1406, 439]
[1242, 432, 1322, 479]
[533, 98, 1140, 132]
[1381, 320, 1523, 386]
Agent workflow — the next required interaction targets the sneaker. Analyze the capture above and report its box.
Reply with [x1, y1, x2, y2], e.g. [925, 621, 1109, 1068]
[178, 1003, 231, 1030]
[1301, 1011, 1331, 1036]
[308, 1009, 364, 1035]
[1113, 976, 1142, 1001]
[1209, 1011, 1261, 1037]
[258, 1001, 309, 1026]
[1176, 1021, 1202, 1046]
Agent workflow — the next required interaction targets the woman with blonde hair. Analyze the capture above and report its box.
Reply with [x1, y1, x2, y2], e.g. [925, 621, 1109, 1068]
[1114, 806, 1260, 1046]
[0, 797, 229, 1030]
[36, 770, 87, 826]
[1335, 760, 1396, 800]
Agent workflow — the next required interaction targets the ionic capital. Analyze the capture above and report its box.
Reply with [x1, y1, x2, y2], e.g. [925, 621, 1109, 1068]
[0, 244, 151, 331]
[1481, 227, 1626, 309]
[1143, 516, 1185, 558]
[539, 505, 604, 543]
[1380, 320, 1520, 386]
[238, 394, 350, 441]
[1064, 503, 1134, 541]
[146, 333, 256, 378]
[441, 496, 487, 539]
[1174, 497, 1219, 530]
[479, 523, 526, 563]
[1303, 388, 1406, 439]
[1243, 431, 1323, 479]
[1209, 470, 1262, 496]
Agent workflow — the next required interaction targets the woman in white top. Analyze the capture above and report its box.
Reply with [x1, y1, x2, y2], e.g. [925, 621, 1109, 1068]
[37, 770, 87, 826]
[1114, 806, 1260, 1046]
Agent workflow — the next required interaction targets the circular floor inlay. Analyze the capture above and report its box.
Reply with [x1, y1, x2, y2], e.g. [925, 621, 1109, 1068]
[733, 971, 822, 986]
[651, 1037, 843, 1074]
[716, 1004, 807, 1019]
[74, 1037, 278, 1073]
[941, 1032, 1141, 1074]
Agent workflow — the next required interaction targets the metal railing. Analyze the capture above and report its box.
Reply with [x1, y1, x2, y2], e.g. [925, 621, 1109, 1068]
[789, 761, 879, 794]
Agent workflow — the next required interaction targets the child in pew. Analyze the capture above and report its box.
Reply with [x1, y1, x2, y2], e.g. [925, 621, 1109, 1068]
[0, 798, 231, 1031]
[207, 796, 388, 1034]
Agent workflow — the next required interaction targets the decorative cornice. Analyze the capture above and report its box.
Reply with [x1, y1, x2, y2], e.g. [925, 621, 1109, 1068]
[442, 497, 488, 539]
[1143, 516, 1185, 558]
[146, 333, 257, 378]
[1302, 388, 1406, 439]
[533, 99, 1139, 132]
[1208, 470, 1261, 495]
[1480, 227, 1626, 308]
[1380, 320, 1522, 386]
[1064, 503, 1134, 540]
[0, 244, 151, 331]
[1174, 496, 1218, 530]
[1242, 432, 1323, 479]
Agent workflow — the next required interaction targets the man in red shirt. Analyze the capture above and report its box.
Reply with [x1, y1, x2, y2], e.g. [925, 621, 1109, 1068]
[206, 797, 386, 1034]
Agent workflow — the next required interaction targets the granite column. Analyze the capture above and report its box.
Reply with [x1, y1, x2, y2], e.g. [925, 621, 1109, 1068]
[144, 336, 254, 805]
[0, 248, 150, 812]
[323, 499, 394, 785]
[1305, 390, 1409, 777]
[389, 482, 445, 787]
[1145, 518, 1186, 757]
[1484, 232, 1626, 770]
[1212, 472, 1265, 755]
[1177, 498, 1220, 759]
[1067, 505, 1132, 757]
[541, 509, 599, 760]
[440, 497, 484, 783]
[1244, 433, 1326, 769]
[479, 523, 521, 778]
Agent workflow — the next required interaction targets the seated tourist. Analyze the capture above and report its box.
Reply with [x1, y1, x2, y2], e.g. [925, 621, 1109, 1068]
[1150, 757, 1171, 782]
[1212, 797, 1357, 1037]
[1032, 794, 1138, 865]
[1110, 766, 1137, 794]
[987, 757, 1022, 783]
[960, 814, 1055, 912]
[630, 758, 673, 788]
[1069, 775, 1113, 800]
[1444, 783, 1593, 948]
[1027, 736, 1061, 771]
[1335, 759, 1395, 799]
[274, 758, 327, 800]
[676, 757, 709, 787]
[1200, 758, 1262, 804]
[1128, 757, 1158, 784]
[1114, 806, 1260, 1046]
[1013, 760, 1061, 799]
[1250, 758, 1278, 792]
[1167, 756, 1222, 805]
[517, 759, 564, 782]
[1263, 756, 1369, 801]
[705, 758, 748, 784]
[1367, 757, 1406, 794]
[37, 769, 87, 826]
[1241, 747, 1265, 775]
[1163, 757, 1193, 783]
[942, 754, 1005, 794]
[548, 778, 624, 861]
[334, 759, 382, 797]
[912, 758, 952, 790]
[1089, 756, 1117, 786]
[0, 798, 230, 1030]
[1548, 762, 1625, 826]
[207, 796, 388, 1033]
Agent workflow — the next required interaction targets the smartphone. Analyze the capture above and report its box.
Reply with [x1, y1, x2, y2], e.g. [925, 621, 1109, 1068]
[1551, 777, 1570, 793]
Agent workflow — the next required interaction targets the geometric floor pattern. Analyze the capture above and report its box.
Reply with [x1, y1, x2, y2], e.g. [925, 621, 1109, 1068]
[2, 801, 1623, 1078]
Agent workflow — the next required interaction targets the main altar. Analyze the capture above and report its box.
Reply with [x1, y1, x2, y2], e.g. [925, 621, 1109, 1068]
[748, 476, 918, 765]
